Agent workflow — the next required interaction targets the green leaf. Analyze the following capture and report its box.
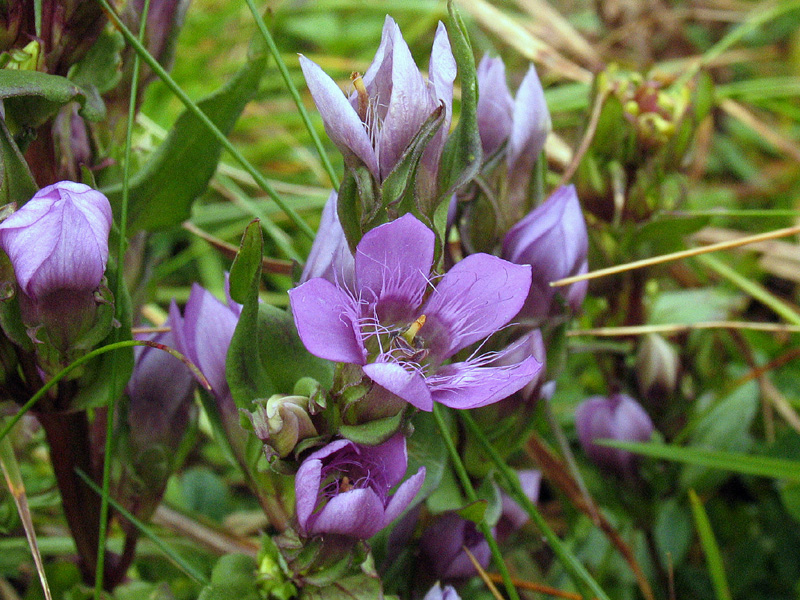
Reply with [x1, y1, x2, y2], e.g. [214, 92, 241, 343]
[457, 499, 488, 524]
[0, 70, 105, 127]
[407, 410, 451, 504]
[68, 30, 125, 95]
[654, 498, 693, 568]
[227, 223, 333, 409]
[0, 114, 37, 207]
[198, 554, 260, 600]
[380, 104, 444, 217]
[103, 54, 268, 232]
[229, 220, 264, 305]
[436, 0, 482, 209]
[338, 412, 404, 446]
[600, 441, 800, 480]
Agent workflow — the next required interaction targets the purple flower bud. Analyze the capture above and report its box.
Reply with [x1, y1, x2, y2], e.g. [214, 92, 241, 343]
[476, 55, 550, 213]
[294, 433, 425, 539]
[127, 320, 196, 452]
[502, 185, 588, 321]
[300, 191, 355, 289]
[507, 65, 550, 208]
[575, 393, 654, 478]
[419, 512, 490, 581]
[0, 182, 112, 301]
[423, 583, 462, 600]
[53, 105, 92, 182]
[477, 55, 514, 158]
[497, 469, 541, 541]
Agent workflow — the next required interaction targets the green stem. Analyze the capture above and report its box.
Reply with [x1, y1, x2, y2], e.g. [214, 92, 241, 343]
[94, 0, 151, 595]
[460, 411, 612, 600]
[431, 404, 520, 600]
[94, 0, 315, 241]
[243, 0, 340, 190]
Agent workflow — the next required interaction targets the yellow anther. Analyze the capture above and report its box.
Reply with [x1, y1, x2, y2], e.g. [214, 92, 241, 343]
[401, 315, 427, 345]
[351, 72, 369, 121]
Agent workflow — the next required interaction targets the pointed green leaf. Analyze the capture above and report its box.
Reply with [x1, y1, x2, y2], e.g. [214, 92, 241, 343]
[0, 70, 105, 126]
[103, 55, 268, 232]
[0, 115, 37, 207]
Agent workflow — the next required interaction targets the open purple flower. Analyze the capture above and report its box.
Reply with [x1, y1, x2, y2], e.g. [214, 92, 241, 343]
[295, 433, 424, 539]
[289, 214, 541, 412]
[423, 583, 461, 600]
[575, 393, 654, 478]
[502, 185, 588, 321]
[299, 16, 455, 186]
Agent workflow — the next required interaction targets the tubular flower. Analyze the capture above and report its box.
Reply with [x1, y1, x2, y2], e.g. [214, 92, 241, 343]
[294, 433, 425, 539]
[419, 512, 490, 580]
[289, 214, 541, 412]
[501, 185, 589, 321]
[299, 16, 455, 186]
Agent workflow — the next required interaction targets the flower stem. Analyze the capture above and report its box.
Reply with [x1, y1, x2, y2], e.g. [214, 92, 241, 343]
[431, 404, 520, 600]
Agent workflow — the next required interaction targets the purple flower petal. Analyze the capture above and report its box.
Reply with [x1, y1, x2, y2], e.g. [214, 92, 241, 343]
[383, 467, 425, 524]
[477, 54, 514, 157]
[429, 355, 541, 409]
[295, 457, 323, 535]
[299, 55, 379, 178]
[367, 432, 410, 487]
[300, 191, 355, 288]
[507, 64, 550, 206]
[363, 362, 433, 412]
[0, 182, 112, 299]
[422, 253, 531, 358]
[309, 488, 387, 538]
[420, 22, 457, 189]
[289, 278, 366, 365]
[355, 214, 434, 315]
[377, 20, 435, 179]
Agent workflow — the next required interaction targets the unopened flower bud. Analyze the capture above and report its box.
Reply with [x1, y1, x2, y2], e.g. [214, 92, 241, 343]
[502, 185, 588, 322]
[575, 393, 654, 478]
[0, 182, 112, 349]
[636, 333, 679, 400]
[246, 394, 318, 458]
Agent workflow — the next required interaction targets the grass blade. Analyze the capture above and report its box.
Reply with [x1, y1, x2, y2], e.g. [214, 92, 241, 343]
[95, 0, 315, 240]
[600, 440, 800, 480]
[243, 0, 339, 189]
[460, 411, 612, 600]
[688, 490, 732, 600]
[75, 469, 210, 585]
[0, 422, 52, 600]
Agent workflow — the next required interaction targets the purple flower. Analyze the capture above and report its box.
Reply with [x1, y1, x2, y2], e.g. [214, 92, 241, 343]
[294, 433, 424, 539]
[423, 583, 461, 600]
[300, 191, 355, 288]
[575, 393, 654, 478]
[501, 185, 588, 321]
[127, 317, 196, 452]
[476, 55, 514, 158]
[169, 284, 245, 462]
[299, 16, 455, 186]
[419, 512, 490, 580]
[0, 182, 112, 301]
[497, 469, 541, 541]
[476, 55, 550, 208]
[289, 214, 541, 412]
